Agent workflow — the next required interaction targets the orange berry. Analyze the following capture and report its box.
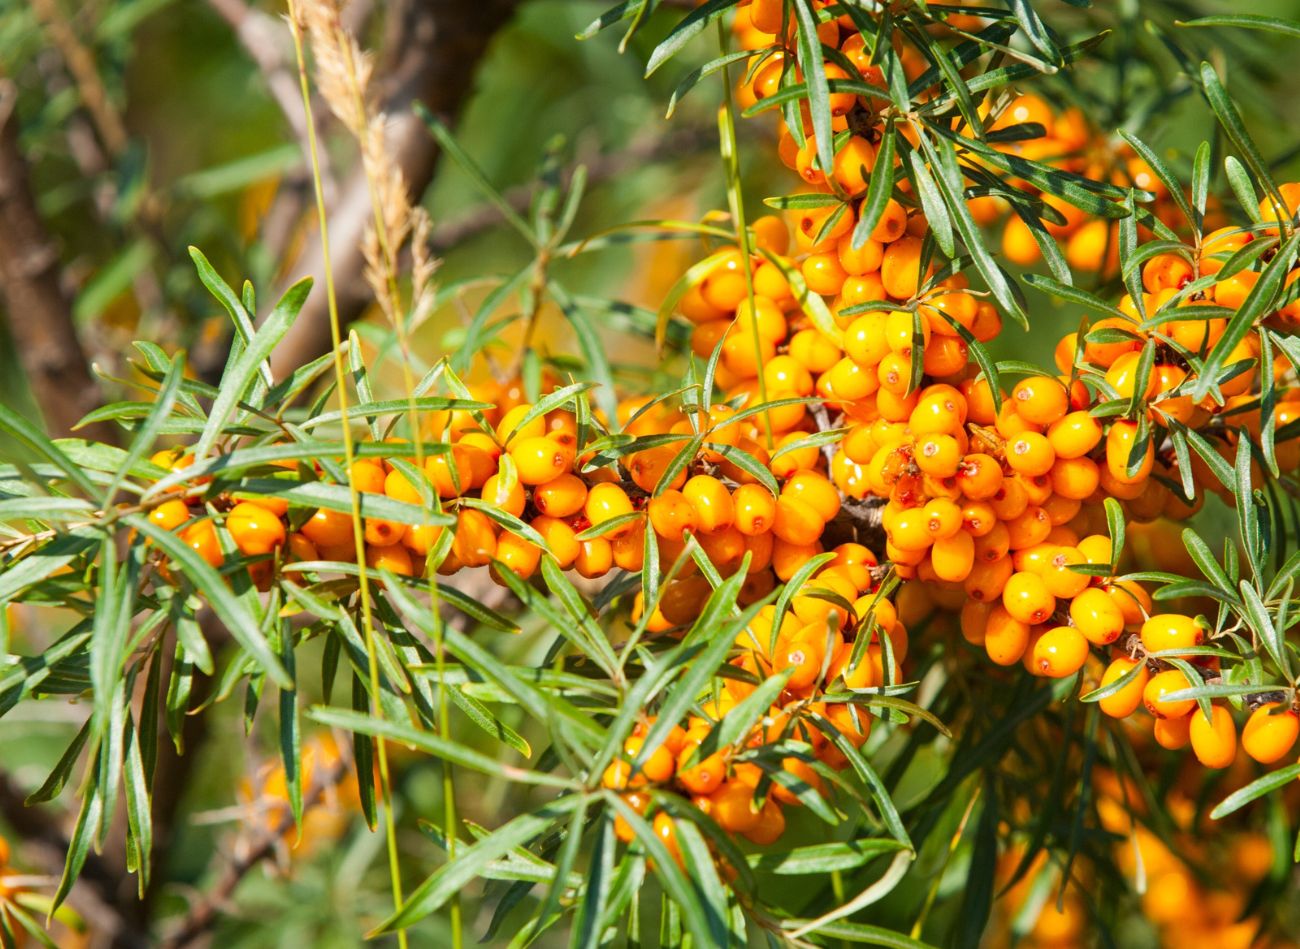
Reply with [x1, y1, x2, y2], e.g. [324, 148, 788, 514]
[180, 518, 223, 568]
[651, 812, 683, 867]
[1241, 703, 1300, 764]
[1031, 625, 1089, 678]
[533, 472, 587, 518]
[1002, 571, 1055, 625]
[494, 532, 542, 579]
[711, 780, 762, 833]
[1041, 547, 1090, 599]
[363, 516, 405, 549]
[682, 475, 735, 533]
[985, 604, 1030, 666]
[509, 436, 569, 486]
[366, 542, 414, 577]
[1143, 669, 1195, 719]
[1069, 588, 1124, 645]
[1012, 376, 1068, 426]
[782, 470, 840, 522]
[733, 484, 777, 535]
[1139, 614, 1203, 655]
[1153, 713, 1191, 750]
[585, 483, 636, 537]
[480, 472, 527, 518]
[425, 446, 474, 498]
[452, 509, 497, 567]
[301, 507, 355, 548]
[1098, 657, 1149, 718]
[1189, 705, 1237, 768]
[1006, 432, 1056, 477]
[149, 498, 191, 532]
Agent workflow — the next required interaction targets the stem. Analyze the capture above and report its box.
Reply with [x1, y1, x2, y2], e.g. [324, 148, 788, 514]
[286, 9, 408, 945]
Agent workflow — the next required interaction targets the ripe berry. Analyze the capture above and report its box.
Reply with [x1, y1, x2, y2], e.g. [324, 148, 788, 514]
[1031, 625, 1089, 678]
[1012, 376, 1068, 426]
[149, 498, 191, 532]
[1143, 669, 1195, 719]
[1098, 657, 1149, 718]
[533, 472, 587, 518]
[682, 475, 735, 533]
[1189, 705, 1237, 768]
[1241, 703, 1300, 764]
[1069, 588, 1124, 645]
[584, 483, 636, 537]
[985, 604, 1030, 666]
[1139, 614, 1203, 655]
[1002, 571, 1055, 625]
[510, 436, 569, 486]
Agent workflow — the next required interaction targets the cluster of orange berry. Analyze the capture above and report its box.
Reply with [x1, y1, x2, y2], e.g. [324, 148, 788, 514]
[237, 733, 361, 858]
[725, 0, 1300, 783]
[964, 92, 1216, 276]
[606, 550, 906, 858]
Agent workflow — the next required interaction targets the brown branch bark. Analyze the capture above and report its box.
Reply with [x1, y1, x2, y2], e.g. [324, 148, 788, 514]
[267, 0, 522, 381]
[0, 80, 115, 443]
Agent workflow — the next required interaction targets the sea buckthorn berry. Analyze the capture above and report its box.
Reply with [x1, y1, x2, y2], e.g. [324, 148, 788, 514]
[180, 518, 223, 568]
[480, 473, 527, 518]
[627, 445, 687, 493]
[930, 531, 975, 582]
[496, 403, 545, 442]
[1012, 376, 1068, 426]
[452, 509, 497, 567]
[1031, 625, 1089, 678]
[366, 543, 414, 577]
[1189, 706, 1238, 769]
[1153, 713, 1191, 750]
[363, 517, 405, 549]
[651, 812, 683, 867]
[923, 497, 962, 539]
[149, 499, 191, 532]
[532, 472, 587, 518]
[711, 780, 762, 833]
[1047, 411, 1102, 459]
[425, 446, 473, 498]
[648, 490, 697, 538]
[531, 515, 580, 568]
[1098, 657, 1149, 718]
[1241, 704, 1300, 763]
[956, 453, 1004, 500]
[575, 537, 614, 578]
[1050, 456, 1100, 501]
[509, 436, 568, 486]
[788, 328, 842, 373]
[964, 555, 1014, 603]
[585, 483, 636, 537]
[1069, 588, 1124, 645]
[494, 532, 542, 579]
[961, 501, 997, 537]
[1006, 432, 1056, 477]
[1041, 547, 1090, 599]
[733, 484, 777, 535]
[349, 459, 387, 494]
[1139, 614, 1203, 655]
[775, 632, 826, 691]
[676, 747, 725, 796]
[1002, 571, 1055, 625]
[772, 496, 824, 546]
[682, 475, 735, 533]
[623, 737, 675, 785]
[301, 507, 354, 549]
[1004, 507, 1052, 551]
[1104, 580, 1151, 626]
[1143, 669, 1195, 719]
[1105, 420, 1154, 485]
[782, 470, 840, 521]
[985, 605, 1030, 666]
[915, 433, 961, 478]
